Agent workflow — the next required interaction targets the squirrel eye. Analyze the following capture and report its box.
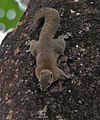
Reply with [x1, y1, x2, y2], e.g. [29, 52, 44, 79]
[50, 73, 53, 79]
[47, 82, 51, 86]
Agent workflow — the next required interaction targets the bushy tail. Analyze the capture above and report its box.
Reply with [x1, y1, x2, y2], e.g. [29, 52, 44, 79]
[31, 7, 60, 40]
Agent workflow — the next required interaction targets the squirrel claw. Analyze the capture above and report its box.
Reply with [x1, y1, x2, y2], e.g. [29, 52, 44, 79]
[25, 40, 31, 46]
[26, 49, 30, 52]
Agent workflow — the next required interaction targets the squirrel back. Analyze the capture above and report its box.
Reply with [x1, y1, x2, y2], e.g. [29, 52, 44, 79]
[31, 7, 60, 41]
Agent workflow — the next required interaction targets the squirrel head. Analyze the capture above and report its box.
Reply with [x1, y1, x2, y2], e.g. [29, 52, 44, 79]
[39, 69, 54, 91]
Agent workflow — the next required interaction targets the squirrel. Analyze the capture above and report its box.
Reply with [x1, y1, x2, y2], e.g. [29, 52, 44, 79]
[26, 7, 73, 91]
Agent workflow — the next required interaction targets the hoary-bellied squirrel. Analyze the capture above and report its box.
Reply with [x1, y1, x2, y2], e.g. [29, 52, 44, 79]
[26, 7, 73, 91]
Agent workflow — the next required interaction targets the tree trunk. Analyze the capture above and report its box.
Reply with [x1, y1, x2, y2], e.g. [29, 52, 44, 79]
[0, 0, 99, 119]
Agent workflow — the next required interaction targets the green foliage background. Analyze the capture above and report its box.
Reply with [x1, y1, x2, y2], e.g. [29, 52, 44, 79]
[0, 0, 24, 31]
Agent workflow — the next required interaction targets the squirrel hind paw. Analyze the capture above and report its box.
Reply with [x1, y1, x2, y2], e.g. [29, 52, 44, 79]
[25, 40, 31, 46]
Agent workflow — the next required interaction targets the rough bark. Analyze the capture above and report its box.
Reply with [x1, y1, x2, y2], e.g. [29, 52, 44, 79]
[0, 0, 100, 120]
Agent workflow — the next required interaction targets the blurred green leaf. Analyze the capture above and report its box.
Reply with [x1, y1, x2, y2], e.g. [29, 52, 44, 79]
[0, 0, 24, 31]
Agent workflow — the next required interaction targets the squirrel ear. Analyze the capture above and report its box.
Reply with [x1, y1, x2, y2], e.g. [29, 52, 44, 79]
[40, 70, 44, 75]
